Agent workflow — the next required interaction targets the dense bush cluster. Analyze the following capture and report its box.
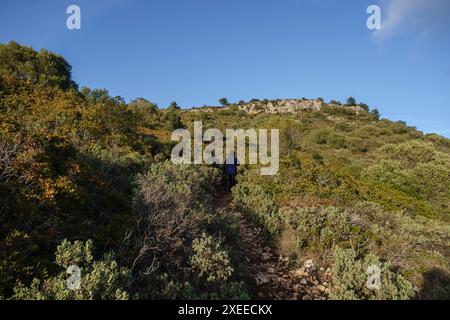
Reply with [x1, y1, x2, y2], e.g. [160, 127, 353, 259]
[363, 140, 450, 218]
[124, 162, 248, 299]
[330, 247, 415, 300]
[190, 233, 234, 283]
[11, 240, 132, 300]
[232, 170, 283, 239]
[0, 41, 77, 90]
[287, 206, 358, 252]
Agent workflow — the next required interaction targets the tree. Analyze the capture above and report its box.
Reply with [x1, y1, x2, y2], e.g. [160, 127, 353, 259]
[370, 108, 381, 120]
[128, 98, 159, 128]
[168, 101, 180, 110]
[80, 87, 114, 104]
[218, 98, 229, 106]
[129, 98, 158, 114]
[0, 41, 77, 90]
[346, 97, 356, 106]
[163, 104, 183, 130]
[359, 103, 369, 112]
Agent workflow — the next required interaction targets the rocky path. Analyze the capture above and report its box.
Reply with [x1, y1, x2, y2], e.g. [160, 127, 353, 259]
[237, 212, 331, 300]
[216, 191, 332, 300]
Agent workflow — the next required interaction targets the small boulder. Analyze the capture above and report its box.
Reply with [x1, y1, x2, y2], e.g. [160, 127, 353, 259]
[316, 285, 326, 293]
[261, 253, 271, 262]
[304, 259, 314, 269]
[291, 268, 308, 278]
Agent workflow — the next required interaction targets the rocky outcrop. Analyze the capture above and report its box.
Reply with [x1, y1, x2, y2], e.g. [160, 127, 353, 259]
[186, 98, 367, 115]
[238, 99, 323, 114]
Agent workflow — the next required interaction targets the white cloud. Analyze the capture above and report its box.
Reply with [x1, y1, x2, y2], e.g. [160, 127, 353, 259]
[373, 0, 450, 40]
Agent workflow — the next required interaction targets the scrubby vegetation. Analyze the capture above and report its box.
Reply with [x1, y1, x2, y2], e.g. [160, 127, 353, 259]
[1, 42, 449, 300]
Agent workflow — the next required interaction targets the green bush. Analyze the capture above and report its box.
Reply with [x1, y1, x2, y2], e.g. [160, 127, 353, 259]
[129, 162, 222, 275]
[363, 140, 450, 218]
[154, 274, 248, 300]
[287, 207, 351, 251]
[11, 240, 132, 300]
[330, 247, 415, 300]
[124, 162, 249, 299]
[0, 41, 77, 90]
[284, 206, 374, 256]
[232, 170, 283, 238]
[190, 233, 233, 283]
[0, 230, 45, 298]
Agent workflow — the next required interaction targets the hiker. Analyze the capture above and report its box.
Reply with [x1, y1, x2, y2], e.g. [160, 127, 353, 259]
[224, 152, 239, 190]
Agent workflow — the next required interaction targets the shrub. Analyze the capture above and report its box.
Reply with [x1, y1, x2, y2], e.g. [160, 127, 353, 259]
[330, 247, 415, 300]
[11, 240, 132, 300]
[346, 97, 356, 106]
[314, 129, 330, 145]
[312, 152, 323, 162]
[232, 170, 283, 238]
[219, 98, 229, 106]
[363, 140, 450, 217]
[285, 206, 372, 254]
[370, 109, 380, 120]
[0, 230, 45, 298]
[190, 233, 233, 283]
[0, 42, 77, 90]
[129, 162, 222, 275]
[291, 207, 350, 250]
[155, 274, 248, 300]
[280, 123, 303, 155]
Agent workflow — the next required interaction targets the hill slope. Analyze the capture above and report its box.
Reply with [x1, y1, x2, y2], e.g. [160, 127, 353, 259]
[1, 42, 449, 300]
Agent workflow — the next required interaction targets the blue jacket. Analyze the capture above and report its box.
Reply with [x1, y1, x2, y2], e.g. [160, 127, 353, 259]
[224, 157, 239, 174]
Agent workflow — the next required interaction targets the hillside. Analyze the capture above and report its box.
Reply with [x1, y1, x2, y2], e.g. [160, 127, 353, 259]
[1, 42, 449, 300]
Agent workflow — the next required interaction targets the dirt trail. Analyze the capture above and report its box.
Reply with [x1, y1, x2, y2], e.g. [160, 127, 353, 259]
[216, 191, 331, 300]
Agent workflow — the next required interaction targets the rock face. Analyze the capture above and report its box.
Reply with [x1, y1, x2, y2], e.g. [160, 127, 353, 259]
[186, 98, 367, 115]
[187, 98, 323, 114]
[238, 99, 323, 114]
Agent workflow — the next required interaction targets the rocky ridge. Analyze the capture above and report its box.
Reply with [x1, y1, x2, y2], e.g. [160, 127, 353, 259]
[187, 98, 366, 115]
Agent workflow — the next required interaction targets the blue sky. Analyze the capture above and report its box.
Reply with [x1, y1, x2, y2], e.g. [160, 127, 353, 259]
[1, 0, 449, 136]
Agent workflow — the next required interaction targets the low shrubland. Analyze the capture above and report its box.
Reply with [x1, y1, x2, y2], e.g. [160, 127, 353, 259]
[1, 42, 449, 300]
